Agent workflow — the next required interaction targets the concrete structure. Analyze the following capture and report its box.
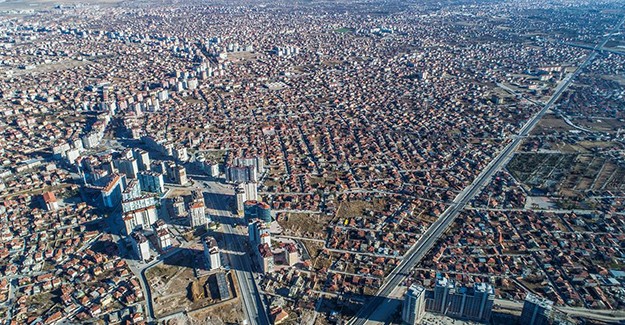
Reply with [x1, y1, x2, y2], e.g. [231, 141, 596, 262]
[116, 158, 139, 179]
[257, 243, 274, 273]
[244, 182, 258, 201]
[122, 195, 157, 213]
[189, 200, 206, 227]
[425, 277, 494, 322]
[174, 165, 188, 185]
[402, 284, 426, 325]
[156, 228, 172, 251]
[248, 219, 271, 246]
[65, 147, 81, 164]
[133, 149, 150, 171]
[520, 293, 554, 325]
[234, 184, 246, 215]
[81, 131, 102, 149]
[203, 236, 221, 270]
[168, 196, 187, 218]
[101, 174, 124, 208]
[216, 272, 231, 300]
[234, 156, 264, 175]
[428, 276, 453, 314]
[209, 163, 220, 177]
[244, 200, 272, 223]
[122, 180, 141, 201]
[138, 170, 165, 194]
[285, 244, 298, 267]
[226, 165, 257, 183]
[173, 146, 188, 162]
[257, 202, 272, 223]
[122, 205, 158, 235]
[130, 231, 150, 262]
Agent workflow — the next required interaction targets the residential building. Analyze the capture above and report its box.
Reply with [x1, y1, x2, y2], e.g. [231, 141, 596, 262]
[173, 146, 188, 162]
[130, 232, 150, 262]
[425, 277, 494, 323]
[257, 243, 274, 273]
[203, 236, 221, 270]
[189, 200, 206, 227]
[244, 200, 272, 223]
[226, 165, 257, 183]
[248, 219, 271, 246]
[81, 132, 102, 149]
[101, 174, 124, 208]
[122, 195, 157, 213]
[116, 158, 138, 179]
[42, 191, 59, 211]
[157, 228, 173, 251]
[234, 184, 246, 215]
[520, 293, 554, 325]
[285, 243, 298, 266]
[244, 182, 258, 201]
[402, 284, 426, 325]
[122, 205, 158, 235]
[234, 156, 264, 174]
[122, 180, 141, 201]
[138, 171, 165, 194]
[133, 149, 151, 171]
[174, 165, 188, 185]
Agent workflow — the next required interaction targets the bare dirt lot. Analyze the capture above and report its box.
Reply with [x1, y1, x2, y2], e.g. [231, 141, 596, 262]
[146, 251, 236, 319]
[508, 152, 625, 203]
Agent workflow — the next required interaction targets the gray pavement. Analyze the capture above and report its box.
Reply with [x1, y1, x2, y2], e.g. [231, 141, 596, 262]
[198, 178, 271, 325]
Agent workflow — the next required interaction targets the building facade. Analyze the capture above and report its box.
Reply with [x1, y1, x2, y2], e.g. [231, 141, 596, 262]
[402, 284, 426, 325]
[425, 277, 494, 323]
[189, 201, 206, 227]
[203, 236, 221, 270]
[138, 171, 165, 194]
[520, 293, 554, 325]
[130, 231, 150, 262]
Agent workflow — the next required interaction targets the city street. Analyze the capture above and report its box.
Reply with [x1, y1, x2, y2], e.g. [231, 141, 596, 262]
[194, 176, 271, 325]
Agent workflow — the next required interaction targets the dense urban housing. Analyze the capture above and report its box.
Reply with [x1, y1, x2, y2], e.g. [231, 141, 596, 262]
[0, 0, 624, 324]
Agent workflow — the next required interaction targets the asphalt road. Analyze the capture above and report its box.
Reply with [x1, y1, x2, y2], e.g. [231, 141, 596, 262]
[495, 299, 625, 323]
[348, 15, 625, 325]
[198, 178, 271, 325]
[222, 222, 271, 325]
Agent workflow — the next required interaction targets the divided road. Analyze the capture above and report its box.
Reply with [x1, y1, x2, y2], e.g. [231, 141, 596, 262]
[222, 222, 271, 325]
[348, 16, 625, 325]
[199, 180, 271, 325]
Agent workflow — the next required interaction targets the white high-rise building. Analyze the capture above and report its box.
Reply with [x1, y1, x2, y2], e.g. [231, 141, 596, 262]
[116, 158, 139, 179]
[133, 149, 151, 171]
[402, 284, 426, 324]
[138, 171, 165, 194]
[244, 182, 258, 201]
[203, 236, 221, 270]
[189, 200, 206, 227]
[157, 228, 172, 251]
[248, 219, 271, 246]
[520, 293, 554, 325]
[234, 184, 246, 215]
[426, 277, 494, 322]
[130, 232, 150, 262]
